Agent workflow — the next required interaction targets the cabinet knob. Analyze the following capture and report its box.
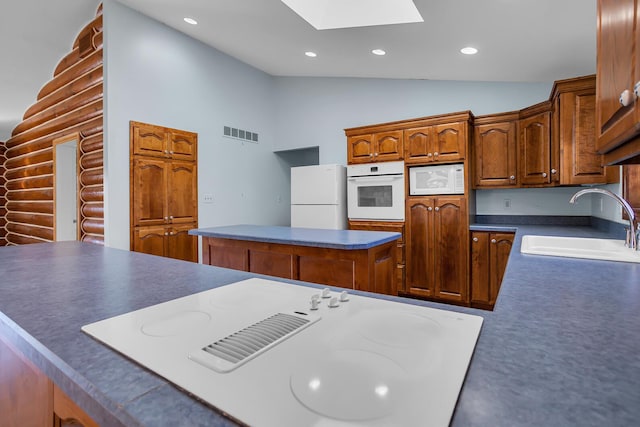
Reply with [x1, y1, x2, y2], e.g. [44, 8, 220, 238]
[169, 216, 174, 220]
[634, 81, 640, 98]
[370, 153, 374, 157]
[434, 152, 439, 157]
[434, 206, 440, 212]
[427, 153, 433, 157]
[473, 237, 478, 242]
[551, 169, 557, 174]
[620, 89, 634, 107]
[491, 239, 497, 244]
[164, 232, 168, 236]
[169, 150, 174, 154]
[169, 232, 174, 236]
[542, 172, 547, 178]
[427, 206, 433, 211]
[510, 175, 515, 180]
[164, 216, 169, 221]
[374, 152, 378, 157]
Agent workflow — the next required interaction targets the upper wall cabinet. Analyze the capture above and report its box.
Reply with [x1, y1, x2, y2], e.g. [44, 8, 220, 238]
[347, 130, 403, 164]
[518, 102, 553, 186]
[131, 122, 197, 161]
[404, 121, 467, 164]
[552, 75, 617, 185]
[596, 0, 640, 164]
[345, 112, 472, 165]
[473, 112, 518, 188]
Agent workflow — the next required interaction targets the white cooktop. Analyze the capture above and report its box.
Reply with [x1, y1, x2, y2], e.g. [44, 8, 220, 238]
[82, 278, 483, 426]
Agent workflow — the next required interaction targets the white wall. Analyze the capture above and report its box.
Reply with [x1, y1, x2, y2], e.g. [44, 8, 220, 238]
[103, 0, 290, 250]
[273, 77, 552, 164]
[0, 130, 10, 141]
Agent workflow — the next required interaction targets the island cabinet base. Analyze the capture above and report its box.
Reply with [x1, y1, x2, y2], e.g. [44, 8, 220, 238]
[202, 237, 397, 295]
[0, 334, 99, 427]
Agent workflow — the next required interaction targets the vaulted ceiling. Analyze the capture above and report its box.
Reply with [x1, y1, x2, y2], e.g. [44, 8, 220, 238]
[0, 0, 596, 138]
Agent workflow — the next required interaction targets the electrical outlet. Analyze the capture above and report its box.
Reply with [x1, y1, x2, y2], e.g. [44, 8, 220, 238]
[600, 198, 604, 212]
[504, 199, 511, 209]
[203, 194, 214, 204]
[276, 195, 282, 204]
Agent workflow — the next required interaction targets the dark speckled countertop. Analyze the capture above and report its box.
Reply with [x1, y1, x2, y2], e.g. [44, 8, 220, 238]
[188, 224, 401, 249]
[1, 223, 639, 427]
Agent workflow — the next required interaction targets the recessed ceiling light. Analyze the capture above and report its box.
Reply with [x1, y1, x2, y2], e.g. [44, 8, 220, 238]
[184, 17, 198, 25]
[305, 51, 317, 58]
[372, 49, 386, 56]
[281, 0, 423, 30]
[460, 47, 478, 55]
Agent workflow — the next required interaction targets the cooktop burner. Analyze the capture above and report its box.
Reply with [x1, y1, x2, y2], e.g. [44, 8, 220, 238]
[82, 278, 483, 426]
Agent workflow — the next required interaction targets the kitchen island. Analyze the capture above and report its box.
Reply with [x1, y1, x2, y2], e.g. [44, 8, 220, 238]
[189, 224, 401, 295]
[1, 223, 640, 426]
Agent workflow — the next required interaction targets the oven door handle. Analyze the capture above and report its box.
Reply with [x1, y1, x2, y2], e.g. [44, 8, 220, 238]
[348, 175, 403, 183]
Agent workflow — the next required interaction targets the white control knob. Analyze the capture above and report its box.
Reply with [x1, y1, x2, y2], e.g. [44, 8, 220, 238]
[620, 89, 633, 107]
[310, 298, 320, 310]
[339, 291, 349, 302]
[328, 296, 340, 308]
[321, 288, 331, 299]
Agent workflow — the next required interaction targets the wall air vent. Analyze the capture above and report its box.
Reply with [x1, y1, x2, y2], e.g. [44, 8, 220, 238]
[223, 126, 259, 143]
[189, 311, 320, 373]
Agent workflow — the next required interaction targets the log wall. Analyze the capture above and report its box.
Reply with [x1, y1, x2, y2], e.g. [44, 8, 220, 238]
[3, 5, 103, 245]
[0, 142, 6, 246]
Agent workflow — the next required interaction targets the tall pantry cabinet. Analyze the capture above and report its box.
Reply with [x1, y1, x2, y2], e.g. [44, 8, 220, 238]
[130, 121, 198, 262]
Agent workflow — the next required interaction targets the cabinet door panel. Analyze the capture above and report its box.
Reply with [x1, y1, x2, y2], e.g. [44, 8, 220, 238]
[406, 199, 434, 297]
[434, 122, 466, 162]
[433, 197, 468, 302]
[347, 135, 374, 164]
[374, 131, 403, 161]
[299, 256, 355, 288]
[490, 233, 514, 306]
[470, 232, 490, 304]
[404, 127, 433, 163]
[132, 158, 167, 225]
[249, 250, 294, 279]
[520, 112, 551, 185]
[131, 122, 167, 158]
[167, 224, 197, 262]
[474, 122, 517, 187]
[169, 131, 197, 161]
[0, 337, 53, 427]
[168, 161, 197, 224]
[596, 0, 637, 152]
[133, 226, 166, 257]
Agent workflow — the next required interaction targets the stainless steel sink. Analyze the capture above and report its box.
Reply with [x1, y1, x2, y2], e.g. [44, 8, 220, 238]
[521, 235, 640, 263]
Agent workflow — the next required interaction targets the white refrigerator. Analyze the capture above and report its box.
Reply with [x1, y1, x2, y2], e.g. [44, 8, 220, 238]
[291, 164, 347, 229]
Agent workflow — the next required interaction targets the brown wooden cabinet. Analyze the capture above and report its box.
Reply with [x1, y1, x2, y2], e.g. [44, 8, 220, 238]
[470, 231, 514, 310]
[130, 121, 198, 262]
[595, 0, 640, 163]
[201, 236, 398, 295]
[131, 122, 197, 161]
[552, 75, 618, 185]
[404, 121, 467, 164]
[347, 130, 403, 164]
[1, 335, 98, 427]
[348, 220, 405, 293]
[473, 113, 518, 187]
[623, 165, 640, 219]
[405, 196, 469, 304]
[519, 102, 553, 186]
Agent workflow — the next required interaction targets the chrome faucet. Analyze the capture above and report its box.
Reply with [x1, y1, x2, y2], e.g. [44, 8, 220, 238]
[569, 188, 638, 250]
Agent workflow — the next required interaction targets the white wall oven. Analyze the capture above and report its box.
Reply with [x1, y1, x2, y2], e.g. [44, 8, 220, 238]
[347, 161, 405, 221]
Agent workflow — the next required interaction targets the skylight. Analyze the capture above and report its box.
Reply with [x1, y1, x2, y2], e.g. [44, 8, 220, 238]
[280, 0, 424, 30]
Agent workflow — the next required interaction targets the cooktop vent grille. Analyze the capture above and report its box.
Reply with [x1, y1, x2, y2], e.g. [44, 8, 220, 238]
[189, 312, 320, 373]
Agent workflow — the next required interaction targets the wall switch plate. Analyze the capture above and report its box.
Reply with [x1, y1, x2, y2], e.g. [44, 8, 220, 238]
[203, 194, 214, 204]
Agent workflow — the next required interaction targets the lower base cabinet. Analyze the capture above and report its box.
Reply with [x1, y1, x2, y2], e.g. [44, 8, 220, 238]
[132, 222, 198, 262]
[348, 220, 405, 294]
[0, 335, 98, 427]
[405, 196, 469, 304]
[201, 237, 397, 295]
[470, 231, 514, 310]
